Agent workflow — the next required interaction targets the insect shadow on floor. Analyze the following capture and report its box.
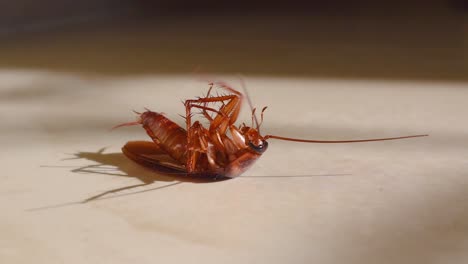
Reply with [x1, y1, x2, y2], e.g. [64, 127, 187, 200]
[33, 145, 352, 212]
[67, 146, 354, 199]
[63, 147, 231, 202]
[30, 147, 228, 211]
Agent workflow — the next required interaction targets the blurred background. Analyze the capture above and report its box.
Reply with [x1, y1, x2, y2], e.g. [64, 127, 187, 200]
[0, 0, 466, 80]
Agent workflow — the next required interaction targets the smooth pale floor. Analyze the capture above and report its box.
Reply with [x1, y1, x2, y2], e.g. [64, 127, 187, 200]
[1, 71, 468, 263]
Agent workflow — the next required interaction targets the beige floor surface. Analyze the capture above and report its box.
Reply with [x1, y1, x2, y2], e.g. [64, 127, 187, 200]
[1, 72, 468, 264]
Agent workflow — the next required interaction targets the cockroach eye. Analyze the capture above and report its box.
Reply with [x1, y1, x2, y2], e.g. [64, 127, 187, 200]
[249, 140, 269, 154]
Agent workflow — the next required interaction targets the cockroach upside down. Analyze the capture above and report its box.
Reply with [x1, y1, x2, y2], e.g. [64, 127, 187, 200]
[115, 82, 427, 180]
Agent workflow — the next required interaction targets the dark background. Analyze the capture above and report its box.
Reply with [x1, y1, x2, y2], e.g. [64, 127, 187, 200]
[0, 0, 466, 80]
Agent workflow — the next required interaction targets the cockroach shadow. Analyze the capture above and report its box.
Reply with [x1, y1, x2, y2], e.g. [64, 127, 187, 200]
[35, 147, 352, 212]
[69, 147, 230, 181]
[56, 147, 229, 203]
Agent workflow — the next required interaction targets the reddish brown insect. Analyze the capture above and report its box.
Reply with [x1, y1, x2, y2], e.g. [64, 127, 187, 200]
[115, 82, 427, 180]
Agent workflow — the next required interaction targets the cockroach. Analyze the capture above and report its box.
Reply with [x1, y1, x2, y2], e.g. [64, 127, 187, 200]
[115, 82, 427, 180]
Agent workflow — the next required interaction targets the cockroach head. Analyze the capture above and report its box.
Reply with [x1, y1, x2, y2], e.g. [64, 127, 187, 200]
[241, 126, 269, 154]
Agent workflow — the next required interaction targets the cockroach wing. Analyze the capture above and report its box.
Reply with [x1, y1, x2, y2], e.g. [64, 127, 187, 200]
[122, 141, 229, 182]
[122, 141, 187, 174]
